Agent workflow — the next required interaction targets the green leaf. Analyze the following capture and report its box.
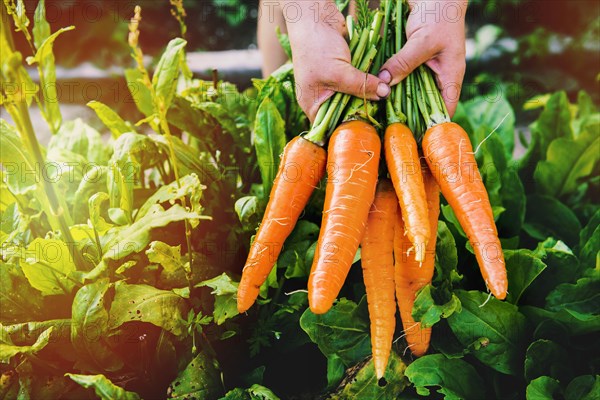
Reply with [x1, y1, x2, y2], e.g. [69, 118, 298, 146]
[0, 261, 44, 323]
[534, 133, 599, 197]
[326, 355, 345, 389]
[146, 241, 184, 273]
[526, 376, 561, 400]
[25, 26, 74, 133]
[32, 0, 50, 50]
[531, 91, 573, 158]
[412, 286, 462, 328]
[87, 101, 133, 138]
[66, 374, 140, 400]
[103, 204, 204, 261]
[545, 270, 600, 314]
[504, 249, 547, 304]
[152, 38, 187, 112]
[71, 279, 123, 372]
[220, 384, 280, 400]
[405, 354, 485, 399]
[330, 352, 408, 399]
[48, 118, 110, 164]
[254, 98, 286, 195]
[124, 68, 154, 117]
[1, 120, 37, 195]
[0, 327, 52, 362]
[300, 297, 371, 367]
[434, 222, 461, 285]
[524, 339, 571, 383]
[88, 192, 112, 233]
[463, 94, 516, 157]
[108, 282, 190, 336]
[196, 273, 240, 325]
[497, 167, 527, 237]
[235, 196, 259, 225]
[579, 210, 600, 268]
[565, 375, 600, 400]
[275, 27, 292, 60]
[524, 194, 581, 246]
[167, 351, 223, 399]
[520, 306, 600, 336]
[447, 290, 527, 375]
[136, 173, 205, 219]
[20, 238, 78, 296]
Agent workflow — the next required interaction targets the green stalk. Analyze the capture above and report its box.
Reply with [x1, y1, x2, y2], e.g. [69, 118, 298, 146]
[418, 66, 450, 127]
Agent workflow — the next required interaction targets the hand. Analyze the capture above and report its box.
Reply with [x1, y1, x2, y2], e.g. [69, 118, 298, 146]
[286, 0, 390, 122]
[378, 0, 467, 117]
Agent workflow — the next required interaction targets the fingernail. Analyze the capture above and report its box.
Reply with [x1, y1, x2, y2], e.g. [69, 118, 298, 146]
[377, 83, 391, 98]
[378, 70, 392, 84]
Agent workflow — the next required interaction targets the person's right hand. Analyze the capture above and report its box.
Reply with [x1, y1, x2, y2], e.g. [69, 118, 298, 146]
[285, 0, 390, 122]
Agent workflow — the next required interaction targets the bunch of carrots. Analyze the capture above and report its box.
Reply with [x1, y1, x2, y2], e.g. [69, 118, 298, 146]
[237, 0, 507, 378]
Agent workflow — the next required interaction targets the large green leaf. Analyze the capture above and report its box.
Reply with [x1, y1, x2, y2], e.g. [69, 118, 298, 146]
[329, 352, 408, 399]
[524, 339, 571, 383]
[66, 374, 140, 400]
[404, 354, 485, 399]
[20, 238, 78, 296]
[26, 26, 74, 133]
[166, 352, 223, 399]
[579, 210, 600, 268]
[447, 290, 527, 375]
[504, 249, 547, 304]
[0, 327, 52, 362]
[526, 376, 561, 400]
[463, 94, 516, 157]
[0, 261, 44, 323]
[152, 38, 187, 112]
[545, 270, 600, 314]
[531, 91, 573, 158]
[520, 306, 600, 336]
[108, 281, 190, 336]
[124, 68, 154, 117]
[1, 119, 37, 195]
[524, 194, 581, 246]
[102, 204, 204, 261]
[534, 132, 599, 197]
[300, 297, 371, 367]
[48, 118, 110, 164]
[565, 375, 600, 400]
[253, 98, 286, 195]
[71, 279, 123, 372]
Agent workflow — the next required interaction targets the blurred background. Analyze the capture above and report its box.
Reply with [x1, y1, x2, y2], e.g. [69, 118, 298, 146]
[8, 0, 600, 140]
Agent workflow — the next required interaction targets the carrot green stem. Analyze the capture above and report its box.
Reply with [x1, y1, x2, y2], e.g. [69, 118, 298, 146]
[417, 66, 450, 127]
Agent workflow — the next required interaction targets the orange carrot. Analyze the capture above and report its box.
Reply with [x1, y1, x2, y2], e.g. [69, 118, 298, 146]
[308, 120, 381, 314]
[395, 164, 440, 357]
[361, 179, 397, 378]
[237, 136, 326, 313]
[385, 123, 430, 262]
[422, 122, 507, 299]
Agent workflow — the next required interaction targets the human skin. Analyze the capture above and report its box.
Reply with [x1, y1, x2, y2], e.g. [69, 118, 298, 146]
[278, 0, 467, 120]
[284, 0, 390, 122]
[379, 0, 468, 117]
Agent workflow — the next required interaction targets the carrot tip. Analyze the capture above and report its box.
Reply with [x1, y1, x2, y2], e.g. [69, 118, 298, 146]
[413, 236, 427, 263]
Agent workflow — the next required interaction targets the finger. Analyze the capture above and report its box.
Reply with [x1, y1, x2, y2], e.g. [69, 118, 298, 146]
[333, 63, 390, 102]
[300, 86, 335, 124]
[426, 56, 465, 118]
[378, 35, 438, 86]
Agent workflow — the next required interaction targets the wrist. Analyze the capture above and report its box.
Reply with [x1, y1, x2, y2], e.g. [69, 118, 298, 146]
[407, 0, 468, 22]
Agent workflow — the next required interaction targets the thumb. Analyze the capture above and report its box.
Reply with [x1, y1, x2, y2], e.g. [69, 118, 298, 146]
[334, 63, 391, 101]
[378, 36, 437, 86]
